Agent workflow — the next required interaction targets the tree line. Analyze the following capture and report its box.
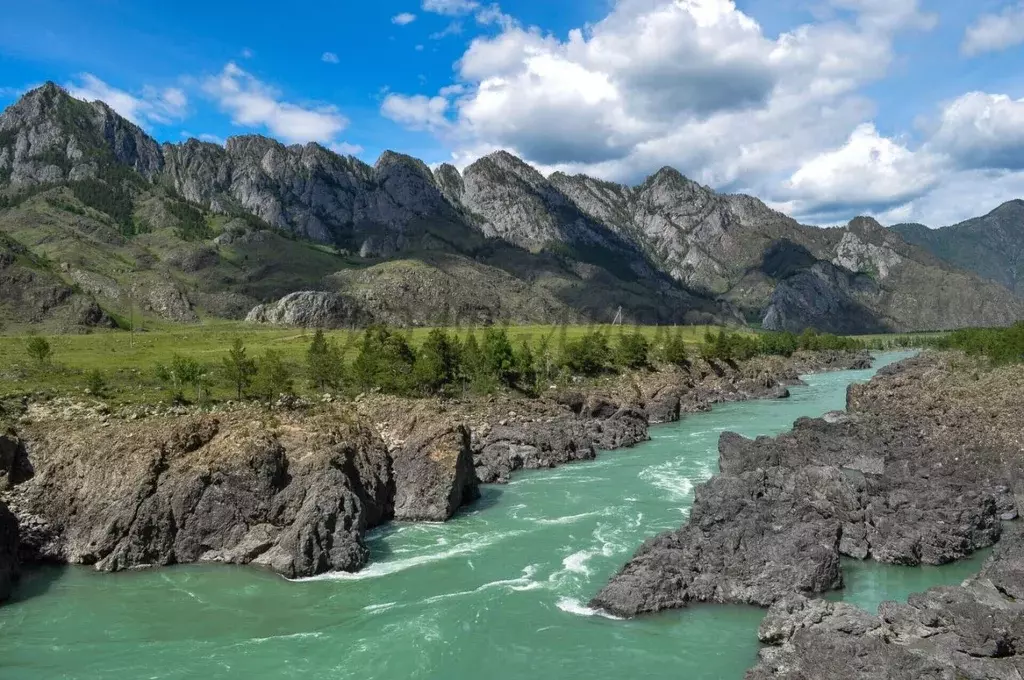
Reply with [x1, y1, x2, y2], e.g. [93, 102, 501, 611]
[153, 325, 873, 403]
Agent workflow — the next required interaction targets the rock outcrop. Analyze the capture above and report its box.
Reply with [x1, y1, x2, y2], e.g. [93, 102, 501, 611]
[2, 406, 478, 578]
[592, 353, 1022, 617]
[750, 525, 1024, 679]
[245, 290, 373, 328]
[0, 232, 112, 331]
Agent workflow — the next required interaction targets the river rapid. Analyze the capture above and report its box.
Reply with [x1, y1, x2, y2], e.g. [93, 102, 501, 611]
[0, 351, 990, 679]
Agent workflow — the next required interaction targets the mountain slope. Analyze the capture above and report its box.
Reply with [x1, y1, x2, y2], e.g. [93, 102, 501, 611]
[1, 82, 1021, 333]
[551, 170, 1024, 332]
[893, 200, 1024, 296]
[0, 83, 728, 328]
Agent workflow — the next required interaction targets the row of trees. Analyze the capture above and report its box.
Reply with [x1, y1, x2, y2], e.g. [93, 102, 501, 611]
[26, 323, 969, 405]
[937, 322, 1024, 365]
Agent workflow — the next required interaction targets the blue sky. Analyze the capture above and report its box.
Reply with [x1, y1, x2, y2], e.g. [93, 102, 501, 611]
[2, 0, 1024, 226]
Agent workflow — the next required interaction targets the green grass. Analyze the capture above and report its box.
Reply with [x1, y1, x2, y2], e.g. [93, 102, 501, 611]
[0, 323, 729, 406]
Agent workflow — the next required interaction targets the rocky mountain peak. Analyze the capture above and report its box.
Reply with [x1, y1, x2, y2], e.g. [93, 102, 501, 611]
[991, 198, 1024, 218]
[433, 163, 465, 205]
[847, 216, 886, 235]
[374, 150, 434, 181]
[0, 81, 163, 185]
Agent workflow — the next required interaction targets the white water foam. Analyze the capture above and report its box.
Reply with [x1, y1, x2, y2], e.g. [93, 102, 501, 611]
[639, 460, 695, 502]
[236, 631, 324, 646]
[561, 550, 594, 576]
[529, 511, 602, 526]
[556, 597, 623, 620]
[294, 531, 524, 582]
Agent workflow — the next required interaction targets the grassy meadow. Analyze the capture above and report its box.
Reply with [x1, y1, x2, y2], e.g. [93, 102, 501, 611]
[0, 322, 730, 405]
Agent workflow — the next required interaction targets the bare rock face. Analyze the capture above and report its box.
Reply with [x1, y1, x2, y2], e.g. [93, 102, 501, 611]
[5, 412, 378, 577]
[2, 404, 487, 580]
[0, 82, 163, 186]
[161, 138, 461, 254]
[245, 290, 372, 328]
[392, 422, 479, 522]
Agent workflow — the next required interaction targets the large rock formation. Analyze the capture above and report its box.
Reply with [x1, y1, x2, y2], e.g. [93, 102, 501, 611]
[245, 290, 372, 328]
[750, 525, 1024, 679]
[592, 353, 1022, 617]
[2, 406, 478, 578]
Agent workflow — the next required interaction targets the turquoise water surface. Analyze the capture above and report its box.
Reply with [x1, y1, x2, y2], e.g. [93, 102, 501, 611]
[1, 352, 981, 679]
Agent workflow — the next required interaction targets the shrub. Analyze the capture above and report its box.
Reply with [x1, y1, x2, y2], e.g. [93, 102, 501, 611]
[25, 336, 52, 367]
[942, 322, 1024, 364]
[85, 369, 106, 397]
[562, 330, 611, 376]
[616, 330, 650, 370]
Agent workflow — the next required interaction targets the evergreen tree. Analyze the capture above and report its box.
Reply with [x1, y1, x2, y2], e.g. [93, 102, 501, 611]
[663, 328, 690, 368]
[561, 329, 611, 376]
[514, 341, 538, 394]
[222, 338, 257, 399]
[413, 329, 460, 395]
[307, 329, 342, 392]
[351, 325, 416, 394]
[616, 329, 650, 370]
[459, 332, 484, 391]
[481, 326, 517, 388]
[252, 350, 294, 401]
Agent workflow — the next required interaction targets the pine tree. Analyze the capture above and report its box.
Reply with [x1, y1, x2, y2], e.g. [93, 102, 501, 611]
[307, 329, 342, 392]
[253, 350, 294, 401]
[222, 338, 257, 399]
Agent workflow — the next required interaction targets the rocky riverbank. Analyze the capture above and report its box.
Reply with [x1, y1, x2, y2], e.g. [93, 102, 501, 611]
[751, 524, 1024, 679]
[591, 351, 1024, 674]
[0, 349, 870, 602]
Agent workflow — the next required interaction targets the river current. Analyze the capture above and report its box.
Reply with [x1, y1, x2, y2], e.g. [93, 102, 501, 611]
[0, 351, 991, 679]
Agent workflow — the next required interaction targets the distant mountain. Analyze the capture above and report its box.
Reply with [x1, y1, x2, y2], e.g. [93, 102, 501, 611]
[892, 200, 1024, 297]
[1, 82, 1021, 333]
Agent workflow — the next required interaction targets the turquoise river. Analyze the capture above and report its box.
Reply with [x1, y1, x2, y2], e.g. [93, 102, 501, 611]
[0, 352, 992, 679]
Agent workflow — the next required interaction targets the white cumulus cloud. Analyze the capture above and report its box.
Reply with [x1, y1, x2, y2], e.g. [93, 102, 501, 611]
[962, 3, 1024, 56]
[203, 62, 348, 144]
[322, 52, 340, 64]
[783, 123, 943, 218]
[381, 93, 450, 130]
[67, 74, 188, 126]
[928, 91, 1024, 171]
[392, 12, 417, 25]
[382, 0, 943, 221]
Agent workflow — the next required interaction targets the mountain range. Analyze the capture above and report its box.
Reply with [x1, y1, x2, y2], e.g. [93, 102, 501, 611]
[1, 82, 1022, 334]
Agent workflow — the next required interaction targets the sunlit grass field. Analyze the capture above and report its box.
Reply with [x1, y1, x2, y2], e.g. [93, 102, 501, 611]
[0, 322, 733, 405]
